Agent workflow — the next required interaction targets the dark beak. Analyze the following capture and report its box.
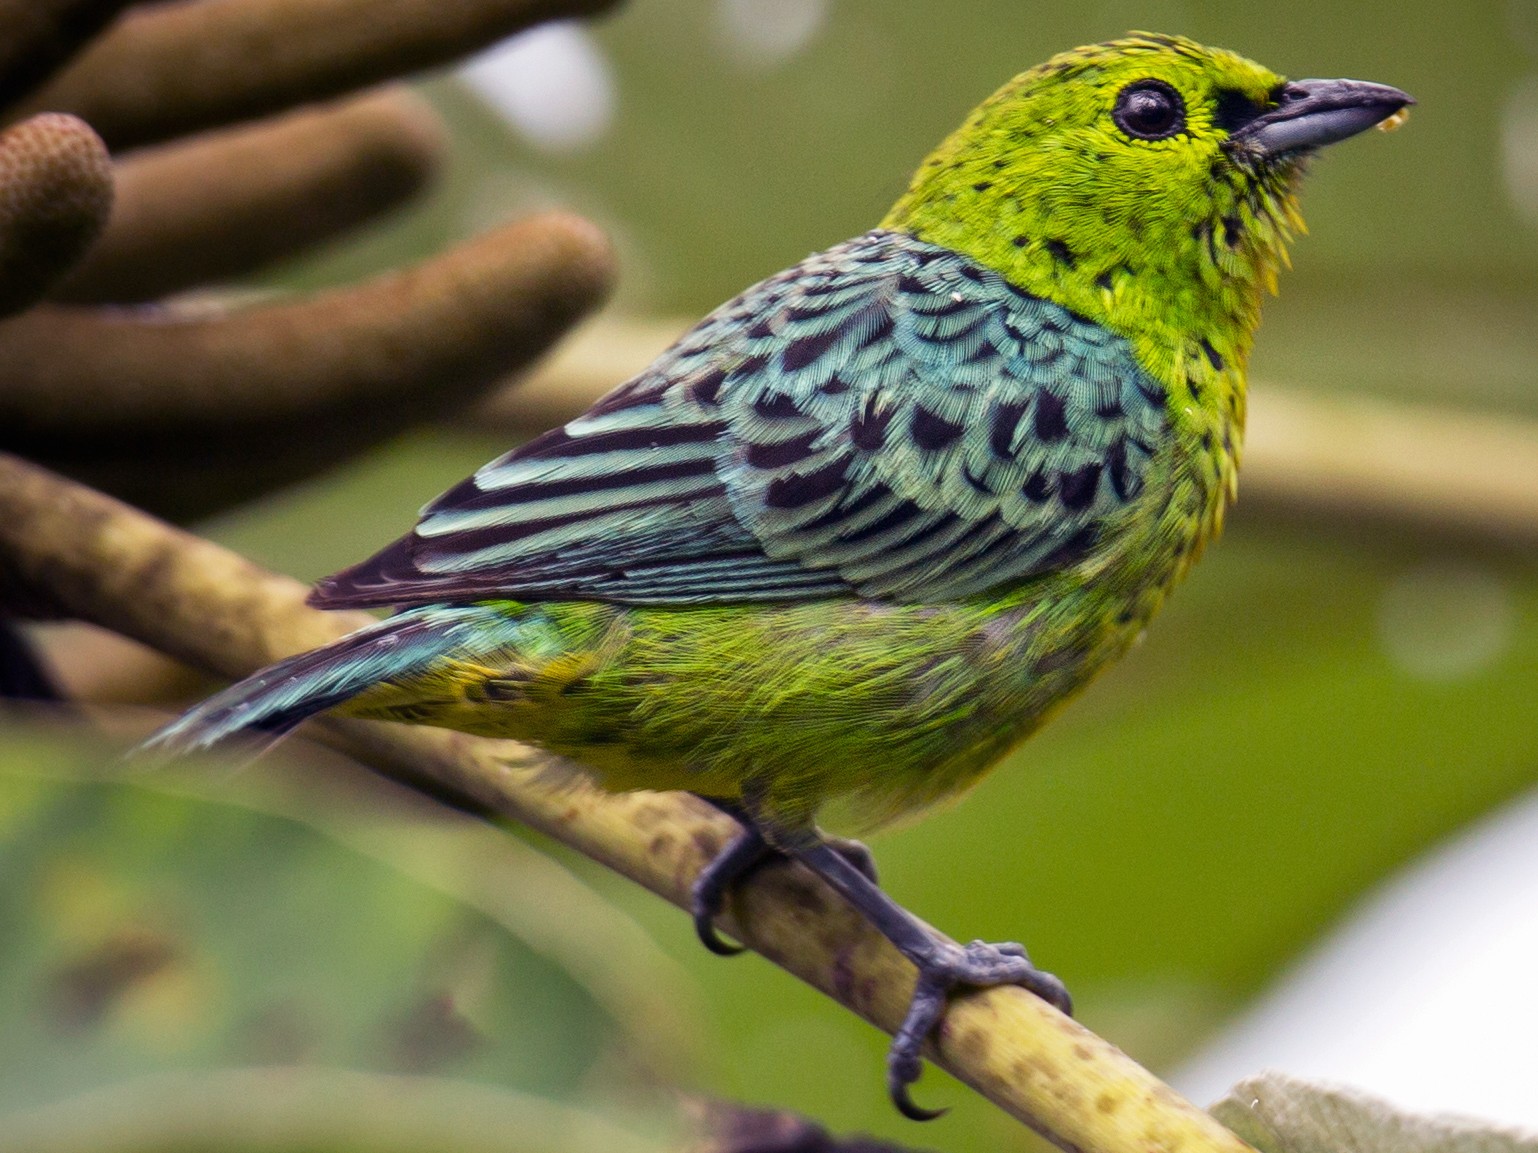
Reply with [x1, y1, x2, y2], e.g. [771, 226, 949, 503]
[1232, 78, 1413, 156]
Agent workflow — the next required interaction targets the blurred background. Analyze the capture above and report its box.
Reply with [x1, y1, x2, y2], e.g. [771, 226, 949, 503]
[4, 1, 1537, 1151]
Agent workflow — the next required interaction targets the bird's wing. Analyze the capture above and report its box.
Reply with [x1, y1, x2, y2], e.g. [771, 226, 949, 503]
[310, 231, 1169, 609]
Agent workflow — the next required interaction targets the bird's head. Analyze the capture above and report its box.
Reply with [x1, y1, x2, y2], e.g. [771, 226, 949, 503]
[884, 33, 1411, 388]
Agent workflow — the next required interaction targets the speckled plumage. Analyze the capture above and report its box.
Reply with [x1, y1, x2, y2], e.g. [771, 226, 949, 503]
[150, 34, 1396, 830]
[147, 32, 1411, 1111]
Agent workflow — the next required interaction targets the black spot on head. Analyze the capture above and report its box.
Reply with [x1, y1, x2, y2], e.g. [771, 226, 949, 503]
[1012, 234, 1029, 248]
[1201, 339, 1225, 372]
[972, 181, 993, 192]
[1045, 239, 1077, 269]
[910, 406, 964, 451]
[1214, 88, 1268, 135]
[1095, 270, 1115, 291]
[1058, 463, 1101, 511]
[1033, 391, 1070, 442]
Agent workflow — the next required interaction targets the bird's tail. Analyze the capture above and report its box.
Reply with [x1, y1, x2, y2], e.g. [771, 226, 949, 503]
[139, 604, 525, 758]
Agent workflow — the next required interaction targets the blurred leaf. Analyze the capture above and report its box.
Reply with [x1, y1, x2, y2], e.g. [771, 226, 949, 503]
[0, 1066, 671, 1153]
[149, 741, 707, 1073]
[0, 725, 692, 1127]
[1210, 1070, 1538, 1153]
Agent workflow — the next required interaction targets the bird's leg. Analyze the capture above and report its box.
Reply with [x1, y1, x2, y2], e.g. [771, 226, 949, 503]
[690, 795, 877, 955]
[777, 829, 1073, 1121]
[690, 799, 768, 955]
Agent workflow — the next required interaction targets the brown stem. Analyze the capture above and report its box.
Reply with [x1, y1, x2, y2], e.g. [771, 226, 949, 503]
[55, 88, 446, 304]
[0, 0, 135, 109]
[0, 211, 613, 518]
[0, 113, 111, 317]
[17, 0, 623, 152]
[0, 452, 1256, 1153]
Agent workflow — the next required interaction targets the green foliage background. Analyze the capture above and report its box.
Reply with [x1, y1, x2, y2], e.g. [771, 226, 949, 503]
[5, 2, 1537, 1150]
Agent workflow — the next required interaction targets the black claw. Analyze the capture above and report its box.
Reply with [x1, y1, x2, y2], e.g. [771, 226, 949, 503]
[883, 943, 1072, 1118]
[891, 1078, 947, 1122]
[887, 970, 950, 1119]
[689, 811, 771, 958]
[694, 912, 746, 956]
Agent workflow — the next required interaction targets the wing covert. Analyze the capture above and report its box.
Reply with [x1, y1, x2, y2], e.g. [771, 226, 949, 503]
[310, 231, 1169, 610]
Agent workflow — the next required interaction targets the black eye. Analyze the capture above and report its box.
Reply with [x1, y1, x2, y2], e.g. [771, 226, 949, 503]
[1113, 80, 1186, 141]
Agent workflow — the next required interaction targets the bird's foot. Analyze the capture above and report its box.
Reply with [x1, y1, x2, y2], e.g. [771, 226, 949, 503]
[690, 818, 768, 955]
[887, 938, 1072, 1121]
[690, 804, 877, 955]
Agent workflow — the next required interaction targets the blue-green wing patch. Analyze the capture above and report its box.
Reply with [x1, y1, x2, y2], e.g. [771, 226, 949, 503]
[310, 232, 1168, 609]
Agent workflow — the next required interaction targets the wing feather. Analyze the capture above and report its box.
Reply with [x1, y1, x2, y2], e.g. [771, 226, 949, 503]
[310, 231, 1169, 610]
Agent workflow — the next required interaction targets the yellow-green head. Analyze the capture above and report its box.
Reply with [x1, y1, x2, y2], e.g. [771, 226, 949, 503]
[884, 33, 1410, 393]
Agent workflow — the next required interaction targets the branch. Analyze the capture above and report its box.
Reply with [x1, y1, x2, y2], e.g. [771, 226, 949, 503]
[1240, 388, 1538, 546]
[54, 88, 446, 304]
[16, 0, 622, 152]
[0, 452, 1254, 1153]
[0, 113, 111, 316]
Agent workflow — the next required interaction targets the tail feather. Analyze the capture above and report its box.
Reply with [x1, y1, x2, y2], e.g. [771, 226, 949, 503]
[139, 604, 523, 758]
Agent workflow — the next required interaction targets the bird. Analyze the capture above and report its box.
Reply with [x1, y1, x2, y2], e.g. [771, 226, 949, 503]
[144, 33, 1411, 1119]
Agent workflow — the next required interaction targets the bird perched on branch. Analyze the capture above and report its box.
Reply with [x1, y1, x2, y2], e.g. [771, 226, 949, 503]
[146, 33, 1411, 1118]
